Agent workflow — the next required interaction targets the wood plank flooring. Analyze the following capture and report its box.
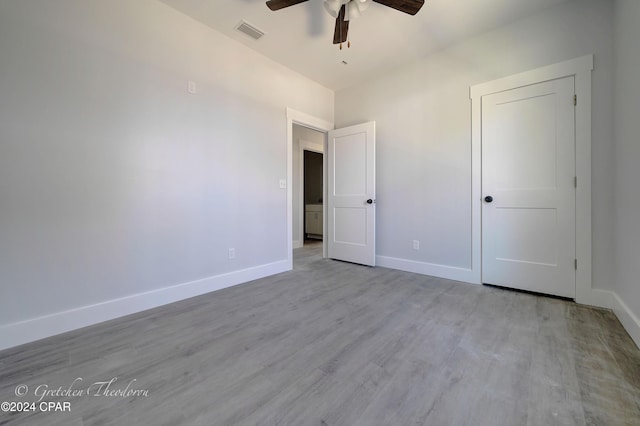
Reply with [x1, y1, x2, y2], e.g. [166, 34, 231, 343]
[1, 242, 639, 425]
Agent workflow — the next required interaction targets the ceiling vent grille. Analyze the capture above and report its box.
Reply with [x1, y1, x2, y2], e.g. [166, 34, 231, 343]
[235, 20, 265, 40]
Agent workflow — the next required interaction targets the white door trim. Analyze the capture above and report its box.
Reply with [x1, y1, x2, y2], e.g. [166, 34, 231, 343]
[470, 55, 607, 307]
[298, 140, 324, 249]
[286, 108, 333, 267]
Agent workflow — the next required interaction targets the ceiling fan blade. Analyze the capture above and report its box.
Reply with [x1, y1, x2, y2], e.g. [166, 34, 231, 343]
[333, 4, 349, 44]
[266, 0, 310, 11]
[372, 0, 425, 15]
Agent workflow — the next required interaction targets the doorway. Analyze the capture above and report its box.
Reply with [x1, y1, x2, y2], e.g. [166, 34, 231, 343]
[286, 109, 378, 270]
[292, 123, 326, 251]
[286, 109, 333, 268]
[303, 150, 324, 245]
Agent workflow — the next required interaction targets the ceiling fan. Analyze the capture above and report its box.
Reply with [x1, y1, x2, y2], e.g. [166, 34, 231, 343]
[266, 0, 425, 47]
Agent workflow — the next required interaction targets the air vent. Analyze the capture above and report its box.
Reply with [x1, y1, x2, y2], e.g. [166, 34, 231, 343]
[235, 20, 265, 40]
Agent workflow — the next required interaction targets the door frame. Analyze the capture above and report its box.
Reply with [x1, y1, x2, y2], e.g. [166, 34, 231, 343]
[286, 108, 333, 268]
[470, 55, 603, 306]
[298, 140, 324, 249]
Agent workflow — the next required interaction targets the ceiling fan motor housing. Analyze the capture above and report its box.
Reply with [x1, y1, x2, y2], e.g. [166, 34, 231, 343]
[266, 0, 425, 45]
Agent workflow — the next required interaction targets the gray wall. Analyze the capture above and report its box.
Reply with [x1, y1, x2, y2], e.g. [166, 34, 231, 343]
[613, 0, 640, 328]
[0, 0, 333, 334]
[335, 0, 614, 290]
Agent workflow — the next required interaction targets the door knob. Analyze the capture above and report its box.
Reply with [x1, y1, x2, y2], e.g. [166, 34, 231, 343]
[484, 196, 494, 203]
[366, 199, 374, 204]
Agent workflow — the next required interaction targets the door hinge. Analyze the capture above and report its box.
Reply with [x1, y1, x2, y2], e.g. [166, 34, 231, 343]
[573, 94, 577, 106]
[575, 259, 578, 270]
[574, 176, 577, 188]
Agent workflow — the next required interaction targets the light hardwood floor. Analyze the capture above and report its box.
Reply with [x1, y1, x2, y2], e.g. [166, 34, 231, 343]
[1, 243, 639, 425]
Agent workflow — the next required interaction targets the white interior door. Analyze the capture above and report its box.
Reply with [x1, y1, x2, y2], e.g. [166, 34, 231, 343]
[328, 121, 376, 266]
[482, 76, 576, 298]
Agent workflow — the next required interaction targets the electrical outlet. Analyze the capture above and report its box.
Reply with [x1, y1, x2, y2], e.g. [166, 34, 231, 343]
[279, 179, 287, 189]
[413, 240, 420, 250]
[228, 248, 235, 259]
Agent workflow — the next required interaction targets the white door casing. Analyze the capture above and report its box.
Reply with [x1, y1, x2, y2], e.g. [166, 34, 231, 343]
[328, 121, 376, 266]
[286, 108, 334, 266]
[481, 76, 576, 298]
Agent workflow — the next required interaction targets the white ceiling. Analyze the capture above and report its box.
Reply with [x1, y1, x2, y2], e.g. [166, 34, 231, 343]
[158, 0, 572, 90]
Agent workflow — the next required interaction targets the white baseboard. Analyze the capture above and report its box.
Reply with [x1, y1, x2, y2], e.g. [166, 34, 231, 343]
[576, 287, 614, 309]
[0, 260, 289, 352]
[293, 240, 303, 249]
[4, 255, 637, 353]
[376, 255, 478, 284]
[377, 254, 640, 348]
[609, 291, 640, 349]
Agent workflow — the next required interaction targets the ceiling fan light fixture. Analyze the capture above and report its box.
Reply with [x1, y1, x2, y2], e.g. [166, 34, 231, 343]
[346, 1, 361, 21]
[323, 0, 343, 18]
[355, 0, 370, 12]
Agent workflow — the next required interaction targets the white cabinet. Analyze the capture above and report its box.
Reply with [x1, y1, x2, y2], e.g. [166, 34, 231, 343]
[305, 204, 323, 239]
